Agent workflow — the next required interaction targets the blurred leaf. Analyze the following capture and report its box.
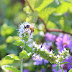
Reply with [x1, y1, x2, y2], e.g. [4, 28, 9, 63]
[39, 1, 57, 23]
[56, 65, 59, 71]
[34, 0, 43, 8]
[35, 0, 53, 12]
[60, 62, 69, 64]
[6, 44, 19, 55]
[5, 2, 22, 19]
[6, 36, 14, 43]
[1, 58, 14, 66]
[0, 44, 7, 58]
[13, 40, 24, 46]
[47, 21, 56, 29]
[0, 44, 7, 49]
[19, 50, 28, 59]
[56, 2, 72, 14]
[1, 23, 15, 36]
[23, 6, 31, 14]
[26, 11, 38, 23]
[22, 33, 29, 42]
[27, 0, 36, 9]
[5, 55, 14, 60]
[5, 66, 20, 72]
[48, 14, 62, 29]
[5, 55, 20, 60]
[6, 36, 20, 43]
[60, 66, 64, 72]
[3, 0, 11, 5]
[33, 33, 44, 43]
[27, 0, 44, 9]
[69, 69, 72, 72]
[1, 54, 19, 67]
[24, 44, 33, 53]
[14, 12, 27, 24]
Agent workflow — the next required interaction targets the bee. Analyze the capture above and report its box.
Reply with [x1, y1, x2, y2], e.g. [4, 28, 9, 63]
[24, 24, 34, 33]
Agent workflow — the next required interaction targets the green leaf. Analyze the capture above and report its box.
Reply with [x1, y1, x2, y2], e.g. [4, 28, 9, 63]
[56, 65, 59, 71]
[24, 44, 33, 53]
[48, 14, 62, 29]
[60, 62, 69, 65]
[56, 2, 71, 14]
[13, 56, 20, 60]
[6, 36, 14, 43]
[1, 23, 15, 36]
[6, 36, 21, 43]
[5, 54, 20, 60]
[26, 11, 38, 23]
[34, 0, 43, 8]
[13, 40, 24, 46]
[1, 54, 19, 67]
[5, 55, 14, 60]
[69, 69, 72, 72]
[38, 1, 57, 23]
[27, 0, 36, 9]
[5, 66, 20, 72]
[6, 44, 19, 55]
[19, 50, 28, 59]
[35, 0, 53, 12]
[60, 66, 64, 72]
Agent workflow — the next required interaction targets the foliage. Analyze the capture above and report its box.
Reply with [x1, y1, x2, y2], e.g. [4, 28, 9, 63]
[0, 0, 72, 72]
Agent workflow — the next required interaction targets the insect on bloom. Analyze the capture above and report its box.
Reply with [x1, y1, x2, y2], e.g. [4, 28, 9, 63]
[18, 22, 34, 44]
[24, 24, 34, 35]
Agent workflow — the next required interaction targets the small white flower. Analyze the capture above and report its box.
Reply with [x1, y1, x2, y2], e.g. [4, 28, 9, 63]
[18, 22, 34, 45]
[27, 52, 31, 56]
[56, 55, 60, 58]
[49, 55, 52, 57]
[55, 60, 59, 62]
[49, 50, 53, 54]
[39, 31, 44, 36]
[64, 48, 66, 51]
[33, 42, 41, 50]
[61, 56, 64, 58]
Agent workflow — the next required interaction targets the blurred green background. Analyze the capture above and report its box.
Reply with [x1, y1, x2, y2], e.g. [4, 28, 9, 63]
[0, 0, 72, 72]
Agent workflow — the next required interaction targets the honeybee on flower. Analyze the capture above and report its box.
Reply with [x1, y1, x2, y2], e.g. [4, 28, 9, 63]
[18, 22, 34, 43]
[24, 24, 34, 34]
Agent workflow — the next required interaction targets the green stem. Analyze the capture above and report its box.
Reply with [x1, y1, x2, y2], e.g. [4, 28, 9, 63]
[20, 43, 25, 72]
[60, 66, 64, 72]
[20, 58, 23, 72]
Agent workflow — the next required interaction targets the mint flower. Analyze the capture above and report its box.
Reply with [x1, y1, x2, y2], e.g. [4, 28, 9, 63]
[32, 43, 49, 65]
[52, 56, 72, 72]
[23, 69, 29, 72]
[18, 22, 34, 47]
[45, 33, 56, 42]
[32, 53, 48, 65]
[56, 34, 72, 52]
[41, 42, 53, 52]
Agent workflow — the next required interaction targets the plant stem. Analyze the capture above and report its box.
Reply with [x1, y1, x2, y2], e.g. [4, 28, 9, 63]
[60, 66, 64, 72]
[20, 58, 23, 72]
[20, 43, 25, 72]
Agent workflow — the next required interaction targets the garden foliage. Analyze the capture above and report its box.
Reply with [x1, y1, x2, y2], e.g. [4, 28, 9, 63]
[0, 0, 72, 72]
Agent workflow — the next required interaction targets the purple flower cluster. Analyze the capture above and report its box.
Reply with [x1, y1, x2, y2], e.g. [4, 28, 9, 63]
[35, 68, 46, 72]
[41, 42, 53, 52]
[32, 42, 54, 65]
[32, 33, 72, 71]
[40, 68, 46, 72]
[45, 33, 57, 42]
[23, 69, 29, 72]
[32, 54, 48, 65]
[52, 56, 72, 72]
[56, 34, 72, 52]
